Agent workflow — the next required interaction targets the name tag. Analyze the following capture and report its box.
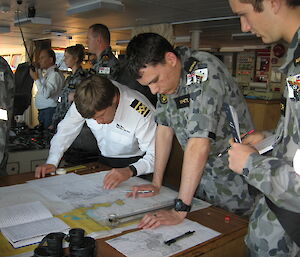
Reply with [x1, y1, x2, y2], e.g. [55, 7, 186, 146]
[0, 71, 4, 82]
[294, 149, 300, 175]
[0, 108, 8, 120]
[98, 67, 110, 75]
[174, 94, 190, 109]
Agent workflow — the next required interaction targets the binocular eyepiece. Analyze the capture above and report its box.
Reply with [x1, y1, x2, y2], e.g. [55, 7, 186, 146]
[34, 228, 95, 257]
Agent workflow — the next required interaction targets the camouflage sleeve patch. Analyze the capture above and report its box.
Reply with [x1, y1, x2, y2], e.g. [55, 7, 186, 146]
[130, 99, 150, 117]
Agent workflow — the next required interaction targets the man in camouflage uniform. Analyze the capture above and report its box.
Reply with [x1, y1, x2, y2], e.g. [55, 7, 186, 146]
[87, 23, 120, 80]
[0, 57, 15, 176]
[68, 24, 121, 161]
[228, 0, 300, 256]
[125, 33, 255, 229]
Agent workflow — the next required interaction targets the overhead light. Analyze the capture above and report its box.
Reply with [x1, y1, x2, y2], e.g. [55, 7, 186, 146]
[67, 0, 124, 15]
[43, 29, 67, 36]
[115, 39, 129, 45]
[0, 26, 10, 33]
[231, 32, 256, 39]
[174, 36, 190, 43]
[14, 17, 52, 26]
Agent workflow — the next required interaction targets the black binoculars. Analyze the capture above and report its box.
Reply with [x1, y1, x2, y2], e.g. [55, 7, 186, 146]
[34, 228, 96, 257]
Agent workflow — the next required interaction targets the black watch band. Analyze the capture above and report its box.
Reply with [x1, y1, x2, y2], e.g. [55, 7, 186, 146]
[129, 165, 137, 177]
[174, 198, 192, 212]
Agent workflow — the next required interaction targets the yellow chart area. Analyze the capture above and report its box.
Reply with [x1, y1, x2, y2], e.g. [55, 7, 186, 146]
[0, 200, 130, 257]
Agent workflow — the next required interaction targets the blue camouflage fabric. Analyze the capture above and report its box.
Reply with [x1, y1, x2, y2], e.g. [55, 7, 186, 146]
[155, 46, 255, 215]
[92, 46, 120, 81]
[243, 28, 300, 257]
[51, 67, 88, 128]
[0, 57, 15, 175]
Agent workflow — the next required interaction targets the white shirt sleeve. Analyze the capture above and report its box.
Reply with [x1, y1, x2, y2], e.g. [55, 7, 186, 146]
[130, 114, 156, 176]
[46, 103, 86, 167]
[35, 69, 63, 99]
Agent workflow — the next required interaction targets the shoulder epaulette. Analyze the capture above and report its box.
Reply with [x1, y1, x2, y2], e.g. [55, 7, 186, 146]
[294, 44, 300, 66]
[184, 57, 199, 73]
[130, 99, 150, 117]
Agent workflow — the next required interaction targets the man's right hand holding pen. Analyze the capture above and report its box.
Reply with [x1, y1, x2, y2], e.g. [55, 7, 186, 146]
[228, 131, 266, 174]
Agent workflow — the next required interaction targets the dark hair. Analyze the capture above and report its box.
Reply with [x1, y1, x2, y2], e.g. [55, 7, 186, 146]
[74, 74, 117, 118]
[126, 32, 178, 79]
[65, 44, 85, 64]
[240, 0, 300, 12]
[41, 49, 56, 64]
[89, 24, 110, 44]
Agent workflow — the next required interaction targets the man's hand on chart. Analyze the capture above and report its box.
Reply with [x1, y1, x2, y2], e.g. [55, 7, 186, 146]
[103, 167, 133, 189]
[126, 184, 160, 198]
[138, 209, 186, 229]
[35, 164, 56, 178]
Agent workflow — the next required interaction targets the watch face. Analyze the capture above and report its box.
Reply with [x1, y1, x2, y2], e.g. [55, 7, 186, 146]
[174, 199, 190, 212]
[175, 199, 182, 210]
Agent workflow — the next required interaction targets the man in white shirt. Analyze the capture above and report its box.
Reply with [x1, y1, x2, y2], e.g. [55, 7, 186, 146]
[30, 49, 64, 129]
[35, 75, 156, 189]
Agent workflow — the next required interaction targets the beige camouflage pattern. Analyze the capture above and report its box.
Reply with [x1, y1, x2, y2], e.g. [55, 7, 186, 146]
[244, 28, 300, 257]
[155, 47, 255, 215]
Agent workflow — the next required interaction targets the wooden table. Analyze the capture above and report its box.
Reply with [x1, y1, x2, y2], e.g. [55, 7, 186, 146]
[0, 163, 248, 257]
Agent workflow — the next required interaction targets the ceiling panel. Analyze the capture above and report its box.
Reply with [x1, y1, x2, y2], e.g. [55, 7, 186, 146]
[0, 0, 264, 53]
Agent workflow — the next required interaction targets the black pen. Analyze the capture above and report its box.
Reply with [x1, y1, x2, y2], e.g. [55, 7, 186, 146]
[217, 129, 255, 157]
[164, 230, 195, 246]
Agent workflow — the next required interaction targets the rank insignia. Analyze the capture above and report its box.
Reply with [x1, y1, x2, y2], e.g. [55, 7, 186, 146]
[159, 94, 168, 104]
[130, 99, 150, 117]
[174, 94, 190, 109]
[280, 96, 286, 116]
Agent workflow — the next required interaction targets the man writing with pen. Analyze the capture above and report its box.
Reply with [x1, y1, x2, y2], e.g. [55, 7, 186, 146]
[125, 33, 256, 229]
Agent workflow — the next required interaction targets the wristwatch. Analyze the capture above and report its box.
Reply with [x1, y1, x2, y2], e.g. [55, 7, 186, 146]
[174, 198, 192, 212]
[129, 165, 137, 177]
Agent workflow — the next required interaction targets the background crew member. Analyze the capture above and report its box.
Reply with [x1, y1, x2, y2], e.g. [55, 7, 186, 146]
[50, 44, 88, 129]
[35, 75, 156, 189]
[30, 49, 64, 129]
[0, 57, 15, 176]
[126, 33, 255, 229]
[228, 0, 300, 256]
[87, 23, 120, 80]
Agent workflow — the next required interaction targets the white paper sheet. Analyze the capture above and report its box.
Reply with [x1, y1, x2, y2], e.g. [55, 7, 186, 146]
[106, 219, 221, 257]
[0, 201, 52, 228]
